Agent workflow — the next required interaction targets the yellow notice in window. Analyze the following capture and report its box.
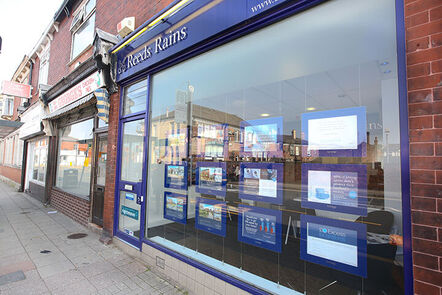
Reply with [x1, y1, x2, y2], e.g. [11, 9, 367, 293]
[70, 162, 72, 166]
[84, 158, 89, 167]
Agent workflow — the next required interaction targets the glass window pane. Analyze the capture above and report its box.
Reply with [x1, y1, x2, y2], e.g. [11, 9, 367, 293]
[85, 0, 95, 15]
[72, 13, 95, 59]
[122, 79, 147, 116]
[146, 0, 404, 294]
[120, 119, 145, 183]
[96, 136, 107, 186]
[56, 119, 94, 197]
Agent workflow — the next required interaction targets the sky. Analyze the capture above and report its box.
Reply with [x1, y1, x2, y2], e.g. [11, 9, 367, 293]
[0, 0, 63, 82]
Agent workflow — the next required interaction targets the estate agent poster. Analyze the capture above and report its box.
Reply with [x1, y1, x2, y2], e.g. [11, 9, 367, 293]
[164, 163, 188, 190]
[241, 117, 283, 158]
[239, 162, 284, 205]
[301, 163, 367, 216]
[301, 107, 367, 157]
[196, 123, 228, 158]
[163, 192, 187, 224]
[195, 198, 226, 237]
[238, 205, 282, 252]
[196, 162, 227, 196]
[300, 215, 367, 277]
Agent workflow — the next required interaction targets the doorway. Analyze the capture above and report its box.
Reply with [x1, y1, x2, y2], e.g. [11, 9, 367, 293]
[92, 133, 107, 226]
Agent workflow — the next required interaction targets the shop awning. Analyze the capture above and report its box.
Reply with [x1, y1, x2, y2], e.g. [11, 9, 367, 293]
[0, 120, 23, 138]
[42, 92, 95, 120]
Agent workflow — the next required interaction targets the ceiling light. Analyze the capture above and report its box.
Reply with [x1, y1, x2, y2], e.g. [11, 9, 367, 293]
[380, 61, 389, 66]
[306, 107, 316, 111]
[260, 113, 270, 117]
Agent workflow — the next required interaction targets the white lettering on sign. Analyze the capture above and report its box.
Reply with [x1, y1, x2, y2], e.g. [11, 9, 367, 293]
[48, 72, 103, 113]
[118, 27, 188, 74]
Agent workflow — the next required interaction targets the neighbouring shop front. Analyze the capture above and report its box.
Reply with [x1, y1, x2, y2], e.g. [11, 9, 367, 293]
[111, 0, 412, 294]
[19, 102, 48, 202]
[43, 67, 109, 227]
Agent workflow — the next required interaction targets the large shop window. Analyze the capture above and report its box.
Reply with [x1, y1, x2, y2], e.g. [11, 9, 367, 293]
[56, 119, 93, 198]
[144, 0, 405, 294]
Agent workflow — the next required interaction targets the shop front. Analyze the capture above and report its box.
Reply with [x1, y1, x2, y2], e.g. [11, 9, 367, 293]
[43, 68, 109, 227]
[111, 0, 412, 294]
[19, 102, 48, 202]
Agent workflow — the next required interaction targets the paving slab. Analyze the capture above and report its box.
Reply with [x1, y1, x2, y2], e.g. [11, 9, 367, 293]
[0, 181, 186, 294]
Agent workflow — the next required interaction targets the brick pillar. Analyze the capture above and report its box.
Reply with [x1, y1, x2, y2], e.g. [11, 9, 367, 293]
[404, 1, 442, 294]
[102, 91, 121, 237]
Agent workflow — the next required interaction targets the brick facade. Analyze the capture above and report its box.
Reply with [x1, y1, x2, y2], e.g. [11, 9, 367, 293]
[0, 165, 21, 184]
[405, 0, 442, 294]
[50, 188, 91, 226]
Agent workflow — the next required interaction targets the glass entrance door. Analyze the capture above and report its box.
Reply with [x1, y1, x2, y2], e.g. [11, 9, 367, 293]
[116, 117, 146, 247]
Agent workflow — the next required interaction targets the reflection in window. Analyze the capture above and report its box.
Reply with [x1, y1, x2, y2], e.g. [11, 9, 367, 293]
[56, 119, 93, 197]
[145, 0, 404, 294]
[120, 119, 145, 183]
[72, 13, 95, 59]
[122, 79, 147, 116]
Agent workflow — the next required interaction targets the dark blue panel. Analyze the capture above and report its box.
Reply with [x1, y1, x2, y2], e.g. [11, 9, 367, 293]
[114, 0, 292, 82]
[240, 117, 283, 158]
[237, 205, 282, 253]
[239, 162, 283, 205]
[164, 192, 188, 224]
[301, 163, 368, 216]
[300, 215, 367, 277]
[165, 162, 188, 190]
[195, 197, 227, 237]
[301, 107, 367, 158]
[195, 161, 227, 196]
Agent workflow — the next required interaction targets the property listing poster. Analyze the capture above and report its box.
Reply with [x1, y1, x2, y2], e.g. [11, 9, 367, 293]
[300, 215, 367, 277]
[238, 205, 282, 252]
[164, 192, 187, 224]
[196, 198, 226, 237]
[196, 162, 226, 196]
[240, 163, 283, 205]
[241, 117, 283, 157]
[196, 123, 227, 158]
[301, 107, 367, 157]
[164, 163, 187, 190]
[301, 163, 367, 216]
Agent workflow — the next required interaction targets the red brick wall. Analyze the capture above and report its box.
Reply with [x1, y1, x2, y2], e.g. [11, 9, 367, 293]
[48, 15, 72, 86]
[30, 55, 41, 105]
[405, 1, 442, 294]
[50, 188, 91, 226]
[0, 165, 21, 184]
[102, 92, 119, 235]
[95, 0, 174, 35]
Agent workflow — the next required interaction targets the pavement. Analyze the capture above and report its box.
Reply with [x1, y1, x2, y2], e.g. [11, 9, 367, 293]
[0, 181, 186, 295]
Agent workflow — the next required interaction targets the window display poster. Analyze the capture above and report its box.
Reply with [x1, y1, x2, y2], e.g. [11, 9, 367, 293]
[196, 161, 227, 196]
[301, 163, 367, 216]
[241, 117, 283, 157]
[166, 127, 188, 160]
[195, 198, 226, 237]
[300, 215, 367, 277]
[197, 123, 228, 158]
[164, 192, 187, 224]
[164, 162, 188, 190]
[239, 162, 283, 205]
[238, 205, 282, 253]
[301, 107, 366, 157]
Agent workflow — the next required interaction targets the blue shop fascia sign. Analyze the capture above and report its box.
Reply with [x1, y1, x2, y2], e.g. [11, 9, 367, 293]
[112, 0, 293, 82]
